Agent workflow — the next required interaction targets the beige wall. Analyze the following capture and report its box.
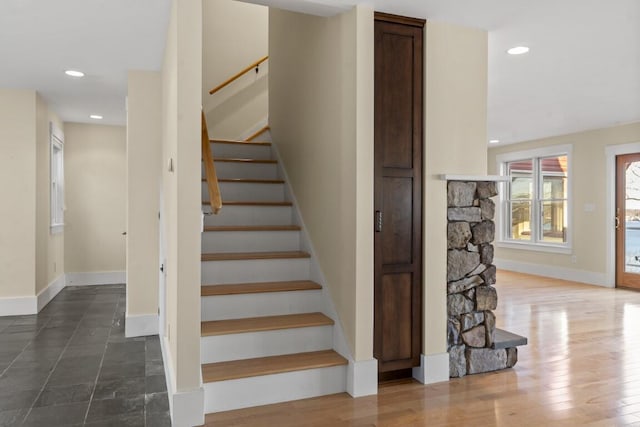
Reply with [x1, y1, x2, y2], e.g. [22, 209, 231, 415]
[0, 89, 37, 298]
[126, 71, 161, 318]
[488, 122, 640, 281]
[36, 94, 64, 294]
[423, 22, 488, 356]
[269, 6, 374, 361]
[64, 123, 126, 274]
[203, 0, 268, 139]
[161, 0, 202, 394]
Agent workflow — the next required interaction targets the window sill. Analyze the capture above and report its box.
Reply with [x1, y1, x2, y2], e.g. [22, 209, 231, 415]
[496, 240, 572, 255]
[50, 224, 64, 235]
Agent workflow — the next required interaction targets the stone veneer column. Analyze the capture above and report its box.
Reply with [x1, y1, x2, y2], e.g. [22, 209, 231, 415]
[446, 180, 517, 377]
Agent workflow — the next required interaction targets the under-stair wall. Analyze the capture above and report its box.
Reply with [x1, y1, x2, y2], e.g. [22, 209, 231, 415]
[268, 6, 377, 380]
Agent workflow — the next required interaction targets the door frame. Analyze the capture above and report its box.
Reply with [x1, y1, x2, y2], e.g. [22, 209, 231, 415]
[605, 142, 640, 287]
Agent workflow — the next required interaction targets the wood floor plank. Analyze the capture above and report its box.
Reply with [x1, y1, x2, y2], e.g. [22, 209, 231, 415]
[202, 201, 293, 206]
[214, 158, 277, 164]
[213, 178, 285, 184]
[201, 312, 333, 336]
[201, 251, 310, 261]
[210, 139, 272, 146]
[203, 225, 300, 232]
[205, 270, 640, 426]
[201, 281, 321, 296]
[202, 350, 346, 383]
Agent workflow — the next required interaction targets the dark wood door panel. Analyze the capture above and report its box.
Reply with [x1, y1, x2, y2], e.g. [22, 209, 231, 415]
[380, 273, 413, 362]
[381, 177, 413, 265]
[379, 32, 414, 169]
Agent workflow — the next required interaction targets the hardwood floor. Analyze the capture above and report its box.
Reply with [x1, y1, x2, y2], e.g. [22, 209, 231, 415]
[205, 270, 640, 426]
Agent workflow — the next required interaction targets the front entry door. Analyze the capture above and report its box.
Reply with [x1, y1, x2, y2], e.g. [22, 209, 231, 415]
[616, 153, 640, 289]
[373, 13, 424, 376]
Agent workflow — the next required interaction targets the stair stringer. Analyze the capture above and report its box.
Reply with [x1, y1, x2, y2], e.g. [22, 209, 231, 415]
[270, 142, 378, 398]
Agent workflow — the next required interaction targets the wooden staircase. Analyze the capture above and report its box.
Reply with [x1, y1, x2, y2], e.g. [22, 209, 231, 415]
[200, 137, 347, 413]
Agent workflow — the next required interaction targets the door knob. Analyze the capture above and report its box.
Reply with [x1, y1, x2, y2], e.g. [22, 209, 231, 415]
[375, 211, 383, 232]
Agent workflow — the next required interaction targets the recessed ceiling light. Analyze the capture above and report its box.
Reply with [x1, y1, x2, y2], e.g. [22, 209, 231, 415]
[507, 46, 530, 55]
[89, 115, 103, 120]
[65, 70, 85, 77]
[489, 139, 500, 144]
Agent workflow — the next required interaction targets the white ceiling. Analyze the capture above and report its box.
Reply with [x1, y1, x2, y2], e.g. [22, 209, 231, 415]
[0, 0, 171, 126]
[1, 0, 638, 145]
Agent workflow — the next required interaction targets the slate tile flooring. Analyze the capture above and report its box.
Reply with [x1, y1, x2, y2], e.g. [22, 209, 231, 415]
[0, 285, 171, 426]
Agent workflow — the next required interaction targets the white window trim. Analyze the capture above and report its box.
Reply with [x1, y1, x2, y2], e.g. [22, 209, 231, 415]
[50, 122, 64, 234]
[495, 144, 573, 254]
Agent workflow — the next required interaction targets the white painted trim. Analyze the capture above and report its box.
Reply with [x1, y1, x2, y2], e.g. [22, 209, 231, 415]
[412, 353, 449, 384]
[439, 174, 509, 182]
[270, 143, 378, 395]
[495, 144, 573, 253]
[237, 116, 269, 141]
[66, 271, 126, 286]
[347, 359, 378, 397]
[495, 241, 572, 255]
[125, 314, 159, 338]
[495, 258, 610, 287]
[160, 335, 204, 427]
[605, 142, 640, 287]
[0, 295, 37, 316]
[37, 274, 66, 312]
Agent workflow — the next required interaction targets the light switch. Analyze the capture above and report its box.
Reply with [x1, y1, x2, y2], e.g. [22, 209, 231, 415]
[584, 203, 595, 212]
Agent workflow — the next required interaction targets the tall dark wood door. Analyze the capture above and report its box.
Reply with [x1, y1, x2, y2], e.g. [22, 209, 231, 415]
[373, 13, 424, 375]
[616, 153, 640, 289]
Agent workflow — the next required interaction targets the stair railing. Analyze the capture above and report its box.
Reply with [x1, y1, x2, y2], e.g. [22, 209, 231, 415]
[208, 55, 269, 95]
[202, 110, 222, 214]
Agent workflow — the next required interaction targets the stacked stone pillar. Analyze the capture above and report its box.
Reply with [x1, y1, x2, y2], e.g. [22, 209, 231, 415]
[447, 180, 517, 377]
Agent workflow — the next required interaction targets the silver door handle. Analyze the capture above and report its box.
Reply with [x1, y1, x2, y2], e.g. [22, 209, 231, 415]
[375, 211, 383, 232]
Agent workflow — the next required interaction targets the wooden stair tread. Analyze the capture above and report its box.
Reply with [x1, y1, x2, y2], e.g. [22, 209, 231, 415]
[201, 280, 321, 296]
[203, 225, 300, 232]
[210, 139, 271, 146]
[201, 251, 310, 261]
[215, 158, 277, 164]
[202, 350, 346, 383]
[202, 201, 293, 206]
[201, 312, 333, 337]
[203, 178, 285, 184]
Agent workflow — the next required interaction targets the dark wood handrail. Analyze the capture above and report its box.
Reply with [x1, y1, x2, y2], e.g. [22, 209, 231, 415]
[202, 110, 222, 214]
[209, 55, 269, 95]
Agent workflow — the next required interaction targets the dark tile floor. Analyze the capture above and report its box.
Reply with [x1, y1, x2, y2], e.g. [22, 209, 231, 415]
[0, 285, 171, 426]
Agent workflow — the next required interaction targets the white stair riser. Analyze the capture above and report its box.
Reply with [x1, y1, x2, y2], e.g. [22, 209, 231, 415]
[211, 143, 272, 160]
[203, 205, 293, 226]
[200, 325, 332, 363]
[202, 258, 310, 284]
[201, 290, 322, 321]
[201, 230, 300, 253]
[203, 365, 346, 413]
[213, 162, 279, 180]
[202, 182, 285, 202]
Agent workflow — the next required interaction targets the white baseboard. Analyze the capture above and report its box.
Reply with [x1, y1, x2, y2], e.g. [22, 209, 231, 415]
[160, 335, 204, 427]
[347, 358, 378, 397]
[494, 258, 610, 288]
[413, 353, 449, 385]
[37, 275, 66, 312]
[66, 271, 126, 286]
[125, 313, 159, 338]
[0, 295, 37, 316]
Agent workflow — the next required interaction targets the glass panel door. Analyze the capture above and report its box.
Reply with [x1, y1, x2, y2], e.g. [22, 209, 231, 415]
[616, 153, 640, 288]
